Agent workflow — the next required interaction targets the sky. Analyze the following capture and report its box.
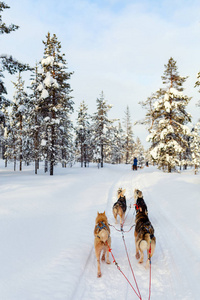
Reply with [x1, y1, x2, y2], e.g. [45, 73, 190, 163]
[1, 0, 200, 148]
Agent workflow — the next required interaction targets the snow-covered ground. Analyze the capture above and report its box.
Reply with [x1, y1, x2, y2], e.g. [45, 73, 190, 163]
[0, 161, 200, 300]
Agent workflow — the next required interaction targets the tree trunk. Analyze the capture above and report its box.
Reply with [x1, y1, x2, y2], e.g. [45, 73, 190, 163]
[14, 158, 16, 171]
[35, 160, 38, 174]
[194, 164, 198, 175]
[101, 144, 103, 168]
[50, 161, 54, 176]
[44, 160, 48, 173]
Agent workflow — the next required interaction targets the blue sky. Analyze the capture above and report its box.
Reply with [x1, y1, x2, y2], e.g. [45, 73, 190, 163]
[1, 0, 200, 147]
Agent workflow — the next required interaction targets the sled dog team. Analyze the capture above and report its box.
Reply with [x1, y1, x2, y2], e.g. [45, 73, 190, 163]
[94, 188, 156, 277]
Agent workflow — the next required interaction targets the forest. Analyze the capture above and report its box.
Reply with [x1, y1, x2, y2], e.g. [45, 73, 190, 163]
[0, 2, 200, 175]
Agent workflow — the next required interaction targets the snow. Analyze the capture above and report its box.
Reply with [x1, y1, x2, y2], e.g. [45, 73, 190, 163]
[41, 56, 54, 66]
[43, 72, 59, 88]
[40, 89, 49, 99]
[164, 100, 171, 112]
[41, 139, 47, 146]
[169, 87, 183, 97]
[0, 161, 200, 300]
[18, 104, 26, 112]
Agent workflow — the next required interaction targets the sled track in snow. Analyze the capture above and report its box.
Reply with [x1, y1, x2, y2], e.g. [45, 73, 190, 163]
[70, 169, 139, 300]
[140, 173, 199, 300]
[70, 169, 200, 300]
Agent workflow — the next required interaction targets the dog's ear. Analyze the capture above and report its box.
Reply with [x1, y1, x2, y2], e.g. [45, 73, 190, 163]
[97, 211, 99, 216]
[122, 189, 126, 195]
[103, 211, 105, 215]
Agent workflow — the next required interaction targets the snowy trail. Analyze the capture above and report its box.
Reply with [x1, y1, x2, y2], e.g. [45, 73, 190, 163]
[0, 162, 200, 300]
[70, 168, 154, 300]
[138, 171, 200, 300]
[69, 167, 200, 300]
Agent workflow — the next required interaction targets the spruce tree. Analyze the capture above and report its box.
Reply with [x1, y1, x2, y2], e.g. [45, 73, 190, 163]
[27, 63, 42, 173]
[0, 2, 19, 34]
[36, 32, 74, 175]
[190, 123, 200, 174]
[6, 73, 28, 170]
[147, 58, 192, 172]
[194, 71, 200, 109]
[105, 121, 125, 164]
[91, 91, 112, 168]
[75, 101, 92, 167]
[0, 1, 19, 157]
[123, 106, 134, 164]
[134, 137, 145, 167]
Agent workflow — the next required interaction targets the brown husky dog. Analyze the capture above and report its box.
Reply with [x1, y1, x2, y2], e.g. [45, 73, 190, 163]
[134, 209, 156, 268]
[112, 188, 127, 224]
[94, 211, 111, 277]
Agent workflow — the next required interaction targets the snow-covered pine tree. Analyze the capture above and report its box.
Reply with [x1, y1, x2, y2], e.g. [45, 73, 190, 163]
[134, 137, 145, 167]
[0, 2, 19, 34]
[104, 121, 125, 164]
[91, 91, 112, 168]
[147, 57, 192, 172]
[0, 1, 19, 158]
[123, 106, 134, 164]
[190, 123, 200, 174]
[75, 101, 92, 167]
[194, 71, 200, 109]
[36, 32, 74, 175]
[6, 72, 28, 171]
[27, 63, 42, 173]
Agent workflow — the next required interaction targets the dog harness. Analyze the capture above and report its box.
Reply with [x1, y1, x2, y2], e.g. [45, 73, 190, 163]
[95, 221, 110, 240]
[96, 221, 108, 231]
[144, 223, 154, 239]
[135, 197, 148, 214]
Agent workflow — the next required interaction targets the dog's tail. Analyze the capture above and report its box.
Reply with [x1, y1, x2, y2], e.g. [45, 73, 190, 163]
[98, 229, 109, 243]
[139, 240, 148, 251]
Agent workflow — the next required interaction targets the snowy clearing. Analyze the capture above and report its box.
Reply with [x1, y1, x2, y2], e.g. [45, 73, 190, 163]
[0, 161, 200, 300]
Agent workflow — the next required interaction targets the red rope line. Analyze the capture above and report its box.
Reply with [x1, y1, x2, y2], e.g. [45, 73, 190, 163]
[121, 228, 142, 300]
[108, 223, 135, 233]
[148, 242, 152, 300]
[106, 241, 142, 299]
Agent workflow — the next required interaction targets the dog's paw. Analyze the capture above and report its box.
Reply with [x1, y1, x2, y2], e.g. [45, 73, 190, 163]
[135, 252, 140, 260]
[97, 272, 102, 278]
[145, 260, 150, 269]
[139, 259, 143, 264]
[106, 259, 111, 264]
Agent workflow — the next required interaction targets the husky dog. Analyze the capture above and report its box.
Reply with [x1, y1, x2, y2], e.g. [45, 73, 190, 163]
[112, 188, 127, 224]
[134, 188, 148, 215]
[94, 211, 111, 277]
[134, 209, 156, 268]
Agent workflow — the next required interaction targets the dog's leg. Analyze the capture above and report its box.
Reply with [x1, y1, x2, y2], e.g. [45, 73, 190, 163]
[139, 250, 144, 263]
[102, 248, 105, 261]
[106, 245, 111, 264]
[135, 233, 140, 259]
[95, 248, 102, 277]
[145, 239, 156, 268]
[119, 208, 123, 225]
[113, 209, 118, 224]
[145, 258, 150, 268]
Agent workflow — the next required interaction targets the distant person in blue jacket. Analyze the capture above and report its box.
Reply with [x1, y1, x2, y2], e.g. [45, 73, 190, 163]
[133, 157, 138, 170]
